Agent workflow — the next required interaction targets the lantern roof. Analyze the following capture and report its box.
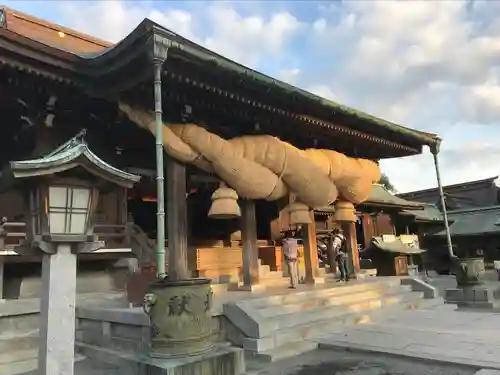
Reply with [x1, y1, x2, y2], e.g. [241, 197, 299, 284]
[6, 129, 141, 188]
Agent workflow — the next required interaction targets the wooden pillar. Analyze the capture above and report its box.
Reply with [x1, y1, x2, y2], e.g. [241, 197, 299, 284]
[166, 157, 189, 281]
[241, 200, 259, 286]
[342, 222, 360, 274]
[0, 258, 3, 300]
[302, 211, 319, 284]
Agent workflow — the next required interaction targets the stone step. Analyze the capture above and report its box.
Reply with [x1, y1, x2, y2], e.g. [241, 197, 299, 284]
[244, 290, 423, 349]
[0, 349, 38, 366]
[260, 271, 285, 280]
[0, 334, 38, 358]
[246, 293, 432, 363]
[0, 350, 86, 375]
[247, 340, 319, 363]
[238, 279, 403, 309]
[268, 290, 421, 333]
[257, 286, 412, 318]
[0, 357, 38, 375]
[258, 264, 271, 275]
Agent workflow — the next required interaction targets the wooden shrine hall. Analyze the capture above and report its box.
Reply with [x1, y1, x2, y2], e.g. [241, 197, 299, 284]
[0, 6, 447, 298]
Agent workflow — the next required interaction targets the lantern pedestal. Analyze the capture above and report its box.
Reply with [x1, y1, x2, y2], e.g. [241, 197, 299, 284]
[35, 240, 103, 375]
[38, 244, 77, 375]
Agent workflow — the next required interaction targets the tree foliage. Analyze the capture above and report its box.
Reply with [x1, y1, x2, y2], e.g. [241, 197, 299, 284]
[378, 173, 397, 193]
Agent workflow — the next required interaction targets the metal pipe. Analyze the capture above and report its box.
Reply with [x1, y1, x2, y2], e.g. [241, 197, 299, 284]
[431, 144, 454, 258]
[153, 59, 166, 278]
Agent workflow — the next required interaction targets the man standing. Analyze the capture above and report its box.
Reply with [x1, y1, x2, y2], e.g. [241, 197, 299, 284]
[282, 230, 299, 289]
[332, 228, 349, 282]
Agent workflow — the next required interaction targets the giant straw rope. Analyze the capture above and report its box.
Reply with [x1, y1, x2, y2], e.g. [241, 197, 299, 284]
[119, 102, 381, 210]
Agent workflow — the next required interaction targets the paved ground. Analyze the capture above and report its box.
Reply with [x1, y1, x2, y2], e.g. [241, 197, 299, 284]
[250, 349, 476, 375]
[318, 302, 500, 370]
[20, 359, 119, 375]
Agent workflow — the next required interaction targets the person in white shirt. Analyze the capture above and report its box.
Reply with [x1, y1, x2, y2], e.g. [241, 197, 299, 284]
[282, 230, 299, 289]
[332, 228, 349, 282]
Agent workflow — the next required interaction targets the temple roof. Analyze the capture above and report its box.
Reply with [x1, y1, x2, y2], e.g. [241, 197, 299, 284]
[432, 206, 500, 237]
[7, 130, 141, 188]
[315, 184, 425, 214]
[0, 6, 440, 157]
[363, 237, 426, 255]
[362, 184, 424, 209]
[400, 203, 444, 223]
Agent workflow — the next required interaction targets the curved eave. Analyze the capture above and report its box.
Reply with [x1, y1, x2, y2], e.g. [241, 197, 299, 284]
[10, 145, 140, 188]
[68, 20, 440, 151]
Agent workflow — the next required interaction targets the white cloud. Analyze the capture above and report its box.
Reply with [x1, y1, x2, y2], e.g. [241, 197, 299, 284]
[58, 0, 301, 70]
[277, 68, 301, 85]
[203, 7, 302, 68]
[307, 85, 338, 102]
[306, 0, 500, 192]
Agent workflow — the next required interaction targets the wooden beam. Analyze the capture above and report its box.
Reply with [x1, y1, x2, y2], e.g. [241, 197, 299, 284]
[241, 199, 259, 286]
[166, 156, 189, 280]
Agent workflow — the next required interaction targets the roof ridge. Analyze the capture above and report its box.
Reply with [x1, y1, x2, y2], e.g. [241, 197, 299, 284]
[448, 205, 500, 214]
[398, 176, 499, 196]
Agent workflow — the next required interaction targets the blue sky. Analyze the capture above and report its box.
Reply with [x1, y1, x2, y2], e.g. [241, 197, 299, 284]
[6, 0, 500, 192]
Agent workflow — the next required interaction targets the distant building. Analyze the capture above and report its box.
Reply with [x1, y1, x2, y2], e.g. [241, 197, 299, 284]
[398, 177, 500, 266]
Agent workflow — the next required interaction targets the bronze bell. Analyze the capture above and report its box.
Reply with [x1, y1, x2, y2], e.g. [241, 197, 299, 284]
[208, 183, 241, 219]
[332, 201, 356, 222]
[288, 201, 311, 225]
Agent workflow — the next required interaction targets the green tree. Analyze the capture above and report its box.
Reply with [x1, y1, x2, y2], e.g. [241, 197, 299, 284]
[378, 173, 397, 193]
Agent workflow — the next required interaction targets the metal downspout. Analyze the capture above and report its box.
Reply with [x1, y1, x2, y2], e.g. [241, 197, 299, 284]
[153, 59, 166, 278]
[431, 142, 454, 258]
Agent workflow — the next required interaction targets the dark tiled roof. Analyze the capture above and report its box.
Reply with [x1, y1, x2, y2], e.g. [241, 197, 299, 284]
[400, 203, 443, 222]
[433, 206, 500, 237]
[365, 184, 423, 209]
[315, 184, 424, 214]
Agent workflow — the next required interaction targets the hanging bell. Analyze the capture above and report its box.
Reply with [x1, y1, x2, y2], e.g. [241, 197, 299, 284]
[332, 201, 356, 222]
[288, 201, 311, 225]
[208, 184, 241, 219]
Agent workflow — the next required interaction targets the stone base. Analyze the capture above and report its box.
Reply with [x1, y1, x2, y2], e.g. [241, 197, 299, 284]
[78, 342, 245, 375]
[227, 283, 268, 292]
[445, 285, 500, 310]
[301, 277, 325, 285]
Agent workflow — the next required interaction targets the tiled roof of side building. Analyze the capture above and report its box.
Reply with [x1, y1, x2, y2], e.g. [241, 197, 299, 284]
[0, 6, 111, 54]
[432, 205, 500, 237]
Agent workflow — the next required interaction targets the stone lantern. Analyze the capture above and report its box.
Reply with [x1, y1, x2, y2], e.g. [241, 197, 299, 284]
[0, 130, 140, 375]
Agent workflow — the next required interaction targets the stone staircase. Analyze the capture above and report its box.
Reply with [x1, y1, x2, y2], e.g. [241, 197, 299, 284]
[0, 293, 126, 374]
[223, 278, 441, 363]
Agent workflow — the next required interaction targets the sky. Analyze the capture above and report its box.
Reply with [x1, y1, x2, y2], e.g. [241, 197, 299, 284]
[5, 0, 500, 193]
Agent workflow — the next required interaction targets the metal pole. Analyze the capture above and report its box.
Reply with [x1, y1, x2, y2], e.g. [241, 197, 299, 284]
[431, 144, 454, 258]
[153, 59, 166, 278]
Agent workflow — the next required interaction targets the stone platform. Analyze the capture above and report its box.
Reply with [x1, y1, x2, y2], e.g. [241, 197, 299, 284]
[445, 285, 500, 310]
[77, 342, 244, 375]
[0, 277, 440, 374]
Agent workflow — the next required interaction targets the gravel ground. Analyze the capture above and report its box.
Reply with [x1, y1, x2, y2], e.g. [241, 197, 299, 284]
[249, 349, 477, 375]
